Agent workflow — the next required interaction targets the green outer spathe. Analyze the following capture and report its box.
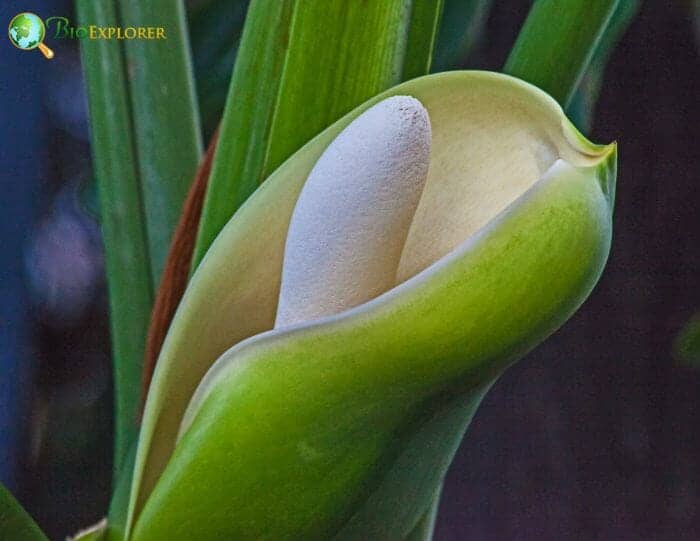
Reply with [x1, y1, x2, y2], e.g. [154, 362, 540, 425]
[130, 71, 616, 539]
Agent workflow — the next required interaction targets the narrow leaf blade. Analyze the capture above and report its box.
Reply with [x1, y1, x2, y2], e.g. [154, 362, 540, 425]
[675, 313, 700, 366]
[504, 0, 620, 107]
[402, 0, 444, 80]
[143, 130, 220, 402]
[0, 483, 48, 541]
[76, 0, 153, 478]
[119, 0, 204, 285]
[566, 0, 639, 131]
[190, 0, 295, 270]
[189, 0, 249, 138]
[263, 0, 414, 177]
[432, 0, 493, 71]
[191, 0, 418, 270]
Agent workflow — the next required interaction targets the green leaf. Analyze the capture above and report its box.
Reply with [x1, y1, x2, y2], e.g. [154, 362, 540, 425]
[79, 0, 202, 479]
[675, 313, 700, 366]
[191, 0, 418, 271]
[504, 0, 620, 107]
[132, 72, 616, 539]
[188, 0, 249, 138]
[76, 0, 153, 479]
[71, 521, 107, 541]
[402, 0, 444, 81]
[189, 0, 295, 271]
[566, 0, 639, 132]
[118, 0, 203, 285]
[105, 443, 137, 541]
[405, 496, 440, 541]
[261, 0, 413, 177]
[0, 483, 47, 541]
[432, 0, 493, 71]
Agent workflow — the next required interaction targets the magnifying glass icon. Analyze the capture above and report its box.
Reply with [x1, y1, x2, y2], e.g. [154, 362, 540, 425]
[8, 12, 54, 59]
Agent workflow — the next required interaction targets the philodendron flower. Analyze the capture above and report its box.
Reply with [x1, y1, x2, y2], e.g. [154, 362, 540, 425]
[127, 71, 616, 540]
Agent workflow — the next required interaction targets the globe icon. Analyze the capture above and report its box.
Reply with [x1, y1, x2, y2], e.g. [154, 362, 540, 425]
[8, 12, 53, 58]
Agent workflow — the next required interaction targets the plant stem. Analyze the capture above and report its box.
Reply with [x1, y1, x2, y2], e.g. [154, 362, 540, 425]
[504, 0, 619, 107]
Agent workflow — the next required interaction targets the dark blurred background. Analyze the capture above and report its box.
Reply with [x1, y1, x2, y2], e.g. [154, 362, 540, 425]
[0, 1, 698, 539]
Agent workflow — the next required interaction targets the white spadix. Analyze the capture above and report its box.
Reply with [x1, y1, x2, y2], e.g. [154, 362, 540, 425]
[275, 95, 431, 327]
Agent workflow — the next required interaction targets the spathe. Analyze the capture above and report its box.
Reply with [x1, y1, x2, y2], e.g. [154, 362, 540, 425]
[127, 71, 616, 540]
